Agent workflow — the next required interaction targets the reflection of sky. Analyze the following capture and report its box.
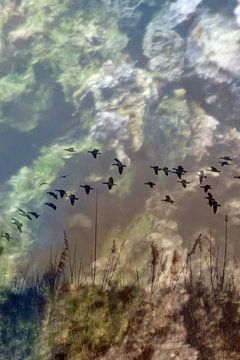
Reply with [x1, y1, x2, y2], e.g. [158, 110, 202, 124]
[1, 0, 240, 274]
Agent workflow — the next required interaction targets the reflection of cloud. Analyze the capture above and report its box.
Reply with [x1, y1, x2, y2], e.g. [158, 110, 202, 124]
[221, 128, 240, 142]
[225, 199, 240, 226]
[68, 213, 93, 229]
[188, 104, 219, 161]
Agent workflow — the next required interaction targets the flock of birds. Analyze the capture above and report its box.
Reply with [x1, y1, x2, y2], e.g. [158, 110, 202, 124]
[0, 148, 237, 243]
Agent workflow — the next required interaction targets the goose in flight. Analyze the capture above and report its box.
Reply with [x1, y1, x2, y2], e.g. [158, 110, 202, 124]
[112, 158, 126, 175]
[103, 177, 116, 190]
[64, 147, 75, 152]
[159, 167, 171, 176]
[47, 191, 58, 200]
[40, 181, 49, 187]
[88, 149, 101, 159]
[80, 184, 94, 195]
[219, 161, 230, 167]
[212, 200, 221, 214]
[161, 195, 174, 205]
[208, 166, 221, 173]
[150, 166, 160, 175]
[11, 218, 23, 233]
[18, 208, 32, 220]
[1, 232, 13, 241]
[27, 211, 40, 219]
[177, 179, 190, 188]
[205, 192, 215, 207]
[196, 170, 207, 184]
[172, 166, 187, 179]
[200, 184, 212, 193]
[44, 202, 57, 211]
[67, 194, 79, 206]
[220, 156, 233, 162]
[54, 189, 66, 198]
[144, 181, 156, 188]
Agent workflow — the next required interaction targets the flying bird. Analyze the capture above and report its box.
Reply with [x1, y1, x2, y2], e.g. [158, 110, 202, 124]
[172, 166, 187, 179]
[197, 170, 207, 184]
[103, 177, 116, 190]
[220, 156, 233, 162]
[54, 189, 66, 198]
[18, 208, 32, 220]
[58, 175, 69, 179]
[40, 182, 48, 187]
[219, 161, 230, 167]
[112, 158, 126, 174]
[88, 149, 101, 159]
[161, 195, 174, 205]
[234, 176, 240, 179]
[205, 193, 215, 207]
[11, 218, 23, 233]
[27, 211, 40, 219]
[159, 167, 171, 176]
[150, 166, 160, 176]
[80, 184, 94, 195]
[1, 233, 12, 241]
[212, 200, 221, 214]
[44, 203, 57, 211]
[47, 191, 58, 200]
[200, 184, 212, 193]
[208, 166, 221, 173]
[144, 181, 156, 188]
[177, 179, 190, 188]
[67, 194, 79, 206]
[64, 147, 75, 152]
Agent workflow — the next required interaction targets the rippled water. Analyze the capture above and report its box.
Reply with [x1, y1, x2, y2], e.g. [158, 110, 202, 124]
[0, 0, 240, 275]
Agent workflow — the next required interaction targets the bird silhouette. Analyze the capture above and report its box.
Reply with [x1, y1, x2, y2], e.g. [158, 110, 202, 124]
[144, 181, 156, 188]
[197, 170, 207, 184]
[64, 147, 75, 152]
[1, 232, 12, 241]
[88, 149, 101, 159]
[172, 166, 187, 179]
[103, 177, 116, 190]
[58, 175, 69, 179]
[47, 191, 58, 200]
[44, 203, 57, 211]
[54, 189, 66, 198]
[18, 208, 32, 220]
[234, 176, 240, 179]
[220, 156, 233, 162]
[177, 179, 190, 188]
[67, 194, 79, 206]
[159, 167, 171, 176]
[27, 211, 40, 219]
[80, 184, 94, 195]
[200, 184, 212, 193]
[205, 193, 215, 207]
[219, 161, 230, 167]
[112, 158, 126, 174]
[150, 165, 160, 175]
[212, 200, 221, 214]
[40, 181, 49, 187]
[11, 218, 23, 233]
[208, 166, 221, 173]
[161, 195, 174, 205]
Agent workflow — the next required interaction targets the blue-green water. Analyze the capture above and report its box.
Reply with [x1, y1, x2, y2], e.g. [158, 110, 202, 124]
[0, 0, 240, 276]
